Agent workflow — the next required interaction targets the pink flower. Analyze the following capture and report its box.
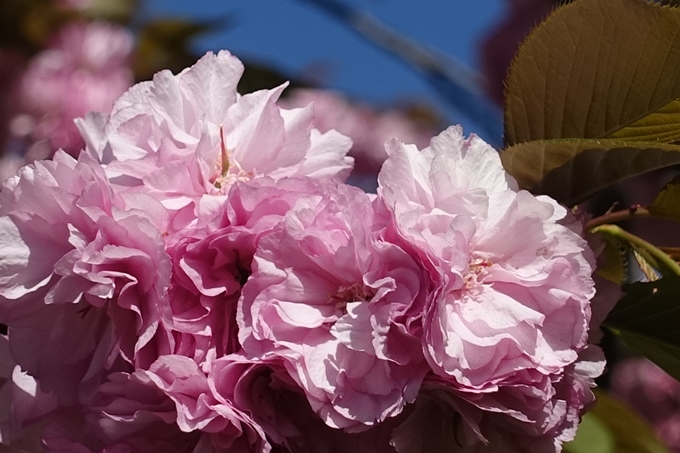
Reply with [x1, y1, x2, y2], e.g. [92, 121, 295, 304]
[77, 51, 353, 231]
[378, 126, 600, 451]
[85, 369, 201, 452]
[0, 337, 12, 445]
[13, 359, 259, 453]
[210, 356, 402, 453]
[16, 22, 133, 156]
[210, 357, 324, 450]
[389, 347, 603, 453]
[166, 177, 327, 367]
[0, 340, 59, 449]
[561, 209, 620, 343]
[238, 180, 429, 429]
[36, 368, 204, 453]
[138, 355, 270, 452]
[0, 151, 171, 402]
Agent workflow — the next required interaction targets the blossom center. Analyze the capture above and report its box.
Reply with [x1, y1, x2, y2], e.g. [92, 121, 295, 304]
[212, 126, 253, 192]
[463, 255, 493, 291]
[331, 283, 377, 316]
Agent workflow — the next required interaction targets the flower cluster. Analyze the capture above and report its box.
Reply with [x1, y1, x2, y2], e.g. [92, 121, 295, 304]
[0, 50, 603, 452]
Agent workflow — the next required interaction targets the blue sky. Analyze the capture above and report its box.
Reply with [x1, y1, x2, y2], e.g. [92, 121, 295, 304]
[144, 0, 507, 142]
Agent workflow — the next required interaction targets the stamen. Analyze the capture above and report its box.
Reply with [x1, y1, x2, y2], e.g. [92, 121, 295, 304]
[331, 284, 376, 316]
[220, 125, 229, 177]
[212, 126, 254, 192]
[461, 256, 493, 291]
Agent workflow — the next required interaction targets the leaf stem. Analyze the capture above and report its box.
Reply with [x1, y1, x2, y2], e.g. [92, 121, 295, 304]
[585, 207, 675, 230]
[591, 224, 680, 277]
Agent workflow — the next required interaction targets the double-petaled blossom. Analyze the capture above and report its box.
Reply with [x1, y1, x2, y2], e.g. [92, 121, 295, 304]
[77, 51, 353, 231]
[238, 179, 430, 429]
[0, 151, 171, 402]
[165, 176, 329, 368]
[0, 50, 358, 452]
[134, 355, 270, 452]
[37, 367, 202, 453]
[377, 125, 602, 452]
[209, 356, 403, 453]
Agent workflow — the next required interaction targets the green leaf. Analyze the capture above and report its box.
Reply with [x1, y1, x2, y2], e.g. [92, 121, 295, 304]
[648, 175, 680, 221]
[83, 0, 137, 22]
[608, 99, 680, 143]
[505, 0, 680, 147]
[565, 412, 614, 453]
[500, 139, 680, 205]
[614, 329, 680, 382]
[133, 17, 227, 81]
[592, 224, 680, 278]
[605, 276, 680, 381]
[597, 235, 628, 284]
[565, 391, 669, 453]
[632, 250, 661, 282]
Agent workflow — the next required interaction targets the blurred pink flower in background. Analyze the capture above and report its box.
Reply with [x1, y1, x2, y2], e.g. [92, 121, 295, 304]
[2, 21, 134, 178]
[55, 0, 93, 10]
[280, 89, 438, 180]
[612, 358, 680, 452]
[0, 51, 26, 169]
